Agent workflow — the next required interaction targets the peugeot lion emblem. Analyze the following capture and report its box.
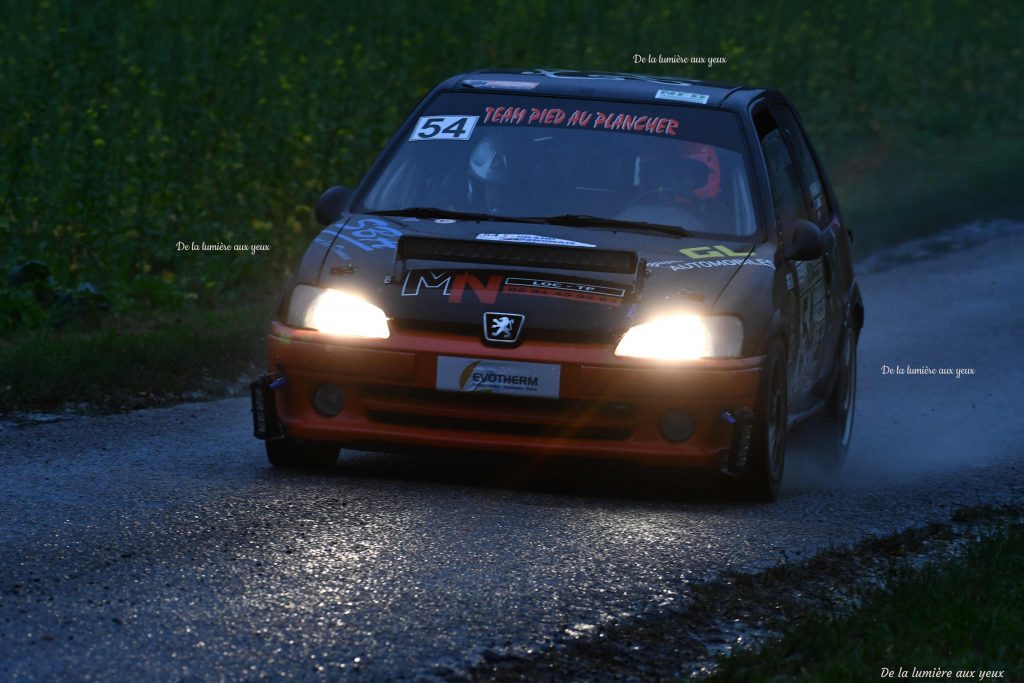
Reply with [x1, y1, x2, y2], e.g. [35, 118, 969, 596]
[483, 312, 525, 345]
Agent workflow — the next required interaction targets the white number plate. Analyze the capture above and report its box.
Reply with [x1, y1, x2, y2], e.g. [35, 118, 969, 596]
[436, 356, 560, 398]
[409, 115, 479, 141]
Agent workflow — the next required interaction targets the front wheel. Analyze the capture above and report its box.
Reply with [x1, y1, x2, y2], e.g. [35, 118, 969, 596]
[745, 340, 788, 502]
[266, 437, 339, 470]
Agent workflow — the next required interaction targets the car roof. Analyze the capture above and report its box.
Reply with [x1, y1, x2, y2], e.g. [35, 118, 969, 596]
[436, 68, 775, 111]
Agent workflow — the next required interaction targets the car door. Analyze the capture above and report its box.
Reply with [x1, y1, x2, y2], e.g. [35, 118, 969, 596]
[753, 106, 828, 410]
[770, 105, 850, 390]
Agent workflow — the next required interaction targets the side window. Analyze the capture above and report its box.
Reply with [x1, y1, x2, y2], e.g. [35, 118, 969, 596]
[773, 106, 831, 225]
[754, 109, 809, 225]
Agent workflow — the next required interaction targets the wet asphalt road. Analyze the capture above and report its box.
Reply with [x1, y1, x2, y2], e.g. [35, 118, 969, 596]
[2, 224, 1023, 681]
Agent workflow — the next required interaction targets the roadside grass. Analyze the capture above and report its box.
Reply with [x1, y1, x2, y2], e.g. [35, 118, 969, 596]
[709, 522, 1024, 681]
[0, 303, 272, 414]
[830, 134, 1024, 258]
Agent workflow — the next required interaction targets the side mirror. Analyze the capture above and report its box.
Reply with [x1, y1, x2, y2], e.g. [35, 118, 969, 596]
[783, 219, 824, 261]
[315, 186, 353, 226]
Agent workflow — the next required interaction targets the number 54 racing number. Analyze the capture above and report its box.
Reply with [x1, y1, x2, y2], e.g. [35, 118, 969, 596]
[409, 115, 479, 141]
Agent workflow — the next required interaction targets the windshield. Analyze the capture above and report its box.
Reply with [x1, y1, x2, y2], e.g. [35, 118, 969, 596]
[359, 92, 758, 237]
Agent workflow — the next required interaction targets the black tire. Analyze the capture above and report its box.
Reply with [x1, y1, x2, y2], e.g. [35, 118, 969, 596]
[746, 340, 788, 502]
[266, 437, 339, 470]
[816, 325, 858, 470]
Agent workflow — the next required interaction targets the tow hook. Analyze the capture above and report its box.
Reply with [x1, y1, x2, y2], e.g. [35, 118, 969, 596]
[250, 373, 285, 440]
[719, 408, 756, 475]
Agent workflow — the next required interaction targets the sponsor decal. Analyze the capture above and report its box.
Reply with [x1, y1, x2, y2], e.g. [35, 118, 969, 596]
[648, 257, 775, 271]
[313, 228, 351, 260]
[646, 244, 771, 271]
[476, 233, 596, 247]
[483, 311, 525, 344]
[401, 270, 453, 297]
[409, 115, 479, 141]
[401, 270, 626, 305]
[654, 89, 709, 104]
[328, 217, 401, 253]
[448, 273, 502, 304]
[797, 260, 827, 370]
[678, 244, 751, 259]
[464, 79, 539, 90]
[530, 69, 626, 82]
[436, 356, 560, 398]
[481, 105, 679, 137]
[503, 277, 625, 306]
[399, 270, 501, 304]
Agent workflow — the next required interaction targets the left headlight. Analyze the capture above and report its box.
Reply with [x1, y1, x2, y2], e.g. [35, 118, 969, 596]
[286, 284, 390, 339]
[614, 314, 742, 360]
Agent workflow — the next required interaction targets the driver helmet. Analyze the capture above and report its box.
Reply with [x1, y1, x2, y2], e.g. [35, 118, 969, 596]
[684, 142, 721, 200]
[468, 131, 544, 214]
[635, 141, 720, 204]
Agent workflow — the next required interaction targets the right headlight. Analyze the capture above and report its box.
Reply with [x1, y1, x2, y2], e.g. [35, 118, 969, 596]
[614, 314, 742, 360]
[285, 284, 390, 339]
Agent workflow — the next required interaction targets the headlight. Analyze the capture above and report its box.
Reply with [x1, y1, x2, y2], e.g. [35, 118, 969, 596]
[286, 284, 390, 339]
[614, 314, 742, 360]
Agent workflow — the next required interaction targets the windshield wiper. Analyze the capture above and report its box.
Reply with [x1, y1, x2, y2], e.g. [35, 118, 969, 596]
[366, 207, 541, 224]
[530, 214, 691, 237]
[366, 207, 687, 236]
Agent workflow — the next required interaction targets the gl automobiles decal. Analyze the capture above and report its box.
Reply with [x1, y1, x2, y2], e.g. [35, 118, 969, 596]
[648, 257, 775, 272]
[678, 245, 751, 259]
[647, 244, 773, 272]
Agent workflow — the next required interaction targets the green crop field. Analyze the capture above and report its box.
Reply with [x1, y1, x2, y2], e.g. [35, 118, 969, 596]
[1, 0, 1022, 409]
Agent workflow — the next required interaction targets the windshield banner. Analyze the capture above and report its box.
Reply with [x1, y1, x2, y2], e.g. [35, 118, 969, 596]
[483, 105, 679, 136]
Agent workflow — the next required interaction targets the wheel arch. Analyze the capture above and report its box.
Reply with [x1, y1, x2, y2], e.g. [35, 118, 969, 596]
[756, 310, 790, 379]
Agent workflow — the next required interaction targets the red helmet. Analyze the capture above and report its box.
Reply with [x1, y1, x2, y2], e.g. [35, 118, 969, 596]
[636, 141, 722, 206]
[684, 142, 720, 199]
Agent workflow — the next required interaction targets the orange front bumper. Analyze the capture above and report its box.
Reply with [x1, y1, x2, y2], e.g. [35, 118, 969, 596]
[265, 321, 764, 467]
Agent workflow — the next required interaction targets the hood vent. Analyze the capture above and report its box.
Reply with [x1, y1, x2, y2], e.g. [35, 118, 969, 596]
[395, 236, 638, 275]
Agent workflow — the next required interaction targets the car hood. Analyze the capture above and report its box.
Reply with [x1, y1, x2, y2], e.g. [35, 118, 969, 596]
[311, 214, 777, 341]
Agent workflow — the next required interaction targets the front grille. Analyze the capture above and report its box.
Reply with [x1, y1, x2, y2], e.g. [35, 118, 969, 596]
[366, 411, 631, 441]
[398, 236, 637, 274]
[363, 384, 637, 417]
[360, 384, 637, 441]
[389, 319, 618, 345]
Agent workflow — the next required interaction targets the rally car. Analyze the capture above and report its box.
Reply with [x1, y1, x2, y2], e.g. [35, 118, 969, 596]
[251, 69, 863, 501]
